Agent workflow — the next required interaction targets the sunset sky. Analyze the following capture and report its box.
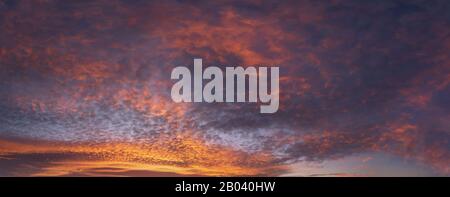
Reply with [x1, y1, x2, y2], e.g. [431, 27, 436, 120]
[0, 0, 449, 176]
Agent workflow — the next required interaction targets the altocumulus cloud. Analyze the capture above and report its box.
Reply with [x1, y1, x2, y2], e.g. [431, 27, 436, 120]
[0, 0, 449, 176]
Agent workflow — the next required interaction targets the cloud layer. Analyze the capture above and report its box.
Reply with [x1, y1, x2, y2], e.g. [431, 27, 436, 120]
[0, 0, 449, 176]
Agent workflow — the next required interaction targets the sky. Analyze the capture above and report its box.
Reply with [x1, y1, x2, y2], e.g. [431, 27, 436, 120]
[0, 0, 449, 176]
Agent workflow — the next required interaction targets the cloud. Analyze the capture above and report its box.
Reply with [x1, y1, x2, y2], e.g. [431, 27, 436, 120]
[0, 0, 449, 176]
[0, 136, 287, 176]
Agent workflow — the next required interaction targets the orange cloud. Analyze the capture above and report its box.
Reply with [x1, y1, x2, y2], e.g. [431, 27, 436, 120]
[0, 134, 287, 176]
